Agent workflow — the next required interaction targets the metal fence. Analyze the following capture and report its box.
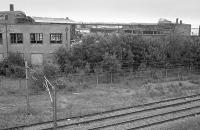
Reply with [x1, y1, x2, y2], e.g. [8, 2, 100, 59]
[51, 66, 200, 88]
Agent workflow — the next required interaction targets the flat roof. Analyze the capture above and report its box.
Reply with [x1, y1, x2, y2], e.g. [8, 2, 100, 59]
[33, 17, 75, 24]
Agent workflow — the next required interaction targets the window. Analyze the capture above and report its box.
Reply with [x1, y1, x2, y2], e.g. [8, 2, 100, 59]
[0, 14, 5, 20]
[143, 31, 160, 35]
[30, 33, 43, 44]
[0, 33, 2, 44]
[5, 15, 8, 20]
[132, 30, 136, 34]
[124, 30, 136, 34]
[50, 33, 62, 43]
[124, 30, 132, 34]
[153, 31, 160, 35]
[143, 31, 154, 35]
[10, 33, 23, 44]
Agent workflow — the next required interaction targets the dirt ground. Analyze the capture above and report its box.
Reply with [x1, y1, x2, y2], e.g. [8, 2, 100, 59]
[0, 76, 200, 128]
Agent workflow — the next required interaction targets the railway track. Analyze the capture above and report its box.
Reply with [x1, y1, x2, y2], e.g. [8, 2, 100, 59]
[2, 93, 200, 130]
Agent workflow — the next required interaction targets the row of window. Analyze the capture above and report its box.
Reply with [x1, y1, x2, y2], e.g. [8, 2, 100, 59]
[0, 33, 62, 44]
[0, 14, 8, 20]
[124, 30, 161, 35]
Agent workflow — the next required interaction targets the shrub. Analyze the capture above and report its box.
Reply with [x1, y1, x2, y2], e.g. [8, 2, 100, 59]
[30, 70, 45, 93]
[0, 52, 25, 78]
[43, 64, 59, 79]
[30, 65, 59, 93]
[12, 66, 26, 78]
[7, 52, 25, 66]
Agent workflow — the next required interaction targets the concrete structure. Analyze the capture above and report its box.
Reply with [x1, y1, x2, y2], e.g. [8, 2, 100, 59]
[0, 4, 71, 65]
[74, 18, 191, 37]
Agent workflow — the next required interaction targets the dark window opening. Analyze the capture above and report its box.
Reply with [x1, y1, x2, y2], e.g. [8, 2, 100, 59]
[124, 30, 137, 34]
[10, 33, 23, 44]
[50, 33, 62, 44]
[5, 15, 8, 20]
[132, 30, 136, 34]
[124, 30, 132, 33]
[143, 31, 154, 35]
[30, 33, 43, 44]
[143, 31, 160, 35]
[0, 34, 2, 44]
[153, 31, 160, 34]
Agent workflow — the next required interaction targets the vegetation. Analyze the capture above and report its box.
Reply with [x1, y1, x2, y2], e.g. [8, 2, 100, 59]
[0, 52, 25, 78]
[54, 33, 200, 75]
[1, 33, 200, 128]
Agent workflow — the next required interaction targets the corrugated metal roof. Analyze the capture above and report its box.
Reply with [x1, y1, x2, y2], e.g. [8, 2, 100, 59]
[32, 17, 75, 24]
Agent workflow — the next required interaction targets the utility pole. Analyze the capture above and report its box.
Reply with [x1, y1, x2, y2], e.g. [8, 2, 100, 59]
[5, 23, 9, 57]
[25, 61, 30, 115]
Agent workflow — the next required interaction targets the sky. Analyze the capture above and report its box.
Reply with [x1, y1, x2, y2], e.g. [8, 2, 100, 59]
[1, 0, 200, 28]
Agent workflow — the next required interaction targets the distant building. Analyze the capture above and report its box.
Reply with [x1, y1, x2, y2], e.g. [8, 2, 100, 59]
[73, 18, 191, 37]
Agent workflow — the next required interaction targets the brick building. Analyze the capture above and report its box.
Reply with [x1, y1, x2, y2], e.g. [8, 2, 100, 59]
[0, 4, 71, 65]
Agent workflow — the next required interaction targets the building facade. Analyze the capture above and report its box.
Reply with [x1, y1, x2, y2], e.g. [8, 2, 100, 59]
[0, 4, 71, 65]
[0, 24, 70, 65]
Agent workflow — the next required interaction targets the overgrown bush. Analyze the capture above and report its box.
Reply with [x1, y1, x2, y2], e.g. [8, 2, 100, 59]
[7, 52, 25, 66]
[0, 52, 25, 78]
[12, 66, 26, 78]
[30, 64, 59, 93]
[30, 69, 45, 93]
[53, 33, 200, 75]
[43, 64, 59, 79]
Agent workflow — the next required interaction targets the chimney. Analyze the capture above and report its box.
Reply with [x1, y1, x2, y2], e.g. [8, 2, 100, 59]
[10, 4, 14, 11]
[180, 20, 182, 24]
[176, 18, 179, 24]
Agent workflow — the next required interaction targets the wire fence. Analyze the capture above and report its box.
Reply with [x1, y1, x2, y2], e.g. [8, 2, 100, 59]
[58, 67, 199, 85]
[1, 61, 200, 92]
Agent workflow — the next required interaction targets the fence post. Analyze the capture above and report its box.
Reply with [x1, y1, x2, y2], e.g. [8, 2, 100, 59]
[53, 86, 57, 130]
[165, 69, 167, 82]
[110, 72, 113, 84]
[123, 72, 125, 81]
[0, 78, 1, 89]
[178, 71, 180, 81]
[96, 74, 99, 86]
[25, 61, 30, 115]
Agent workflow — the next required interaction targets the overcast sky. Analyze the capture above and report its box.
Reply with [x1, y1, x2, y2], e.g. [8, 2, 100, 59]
[1, 0, 200, 27]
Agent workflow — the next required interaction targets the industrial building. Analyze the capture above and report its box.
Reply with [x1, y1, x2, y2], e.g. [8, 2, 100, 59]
[0, 4, 195, 65]
[0, 4, 71, 65]
[74, 18, 191, 36]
